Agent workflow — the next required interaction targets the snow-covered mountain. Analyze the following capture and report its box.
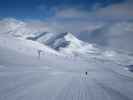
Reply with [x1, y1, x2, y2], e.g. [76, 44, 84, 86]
[26, 31, 101, 56]
[0, 18, 133, 65]
[0, 18, 64, 57]
[0, 35, 60, 57]
[26, 31, 133, 66]
[0, 18, 95, 57]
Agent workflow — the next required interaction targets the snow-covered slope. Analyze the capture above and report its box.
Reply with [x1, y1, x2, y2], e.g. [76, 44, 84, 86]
[1, 19, 133, 100]
[0, 35, 60, 57]
[0, 32, 133, 100]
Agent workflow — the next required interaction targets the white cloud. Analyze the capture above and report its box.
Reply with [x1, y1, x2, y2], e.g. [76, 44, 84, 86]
[50, 1, 133, 21]
[36, 0, 133, 33]
[92, 0, 133, 20]
[0, 18, 55, 36]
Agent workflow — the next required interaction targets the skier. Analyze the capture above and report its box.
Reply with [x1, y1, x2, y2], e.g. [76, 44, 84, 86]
[85, 72, 88, 75]
[37, 50, 42, 59]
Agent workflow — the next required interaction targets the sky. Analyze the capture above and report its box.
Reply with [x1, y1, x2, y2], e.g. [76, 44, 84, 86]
[0, 0, 132, 20]
[0, 0, 133, 52]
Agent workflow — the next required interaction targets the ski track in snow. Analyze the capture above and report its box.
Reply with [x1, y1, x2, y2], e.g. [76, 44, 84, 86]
[0, 63, 133, 100]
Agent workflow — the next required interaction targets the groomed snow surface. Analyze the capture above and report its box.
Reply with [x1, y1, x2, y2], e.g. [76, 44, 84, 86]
[0, 33, 133, 100]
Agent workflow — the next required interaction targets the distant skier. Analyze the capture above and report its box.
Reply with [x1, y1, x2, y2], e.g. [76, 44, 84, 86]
[37, 50, 42, 59]
[85, 72, 88, 75]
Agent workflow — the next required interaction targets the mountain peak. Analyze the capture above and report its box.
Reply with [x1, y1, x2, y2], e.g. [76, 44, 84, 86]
[26, 31, 99, 55]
